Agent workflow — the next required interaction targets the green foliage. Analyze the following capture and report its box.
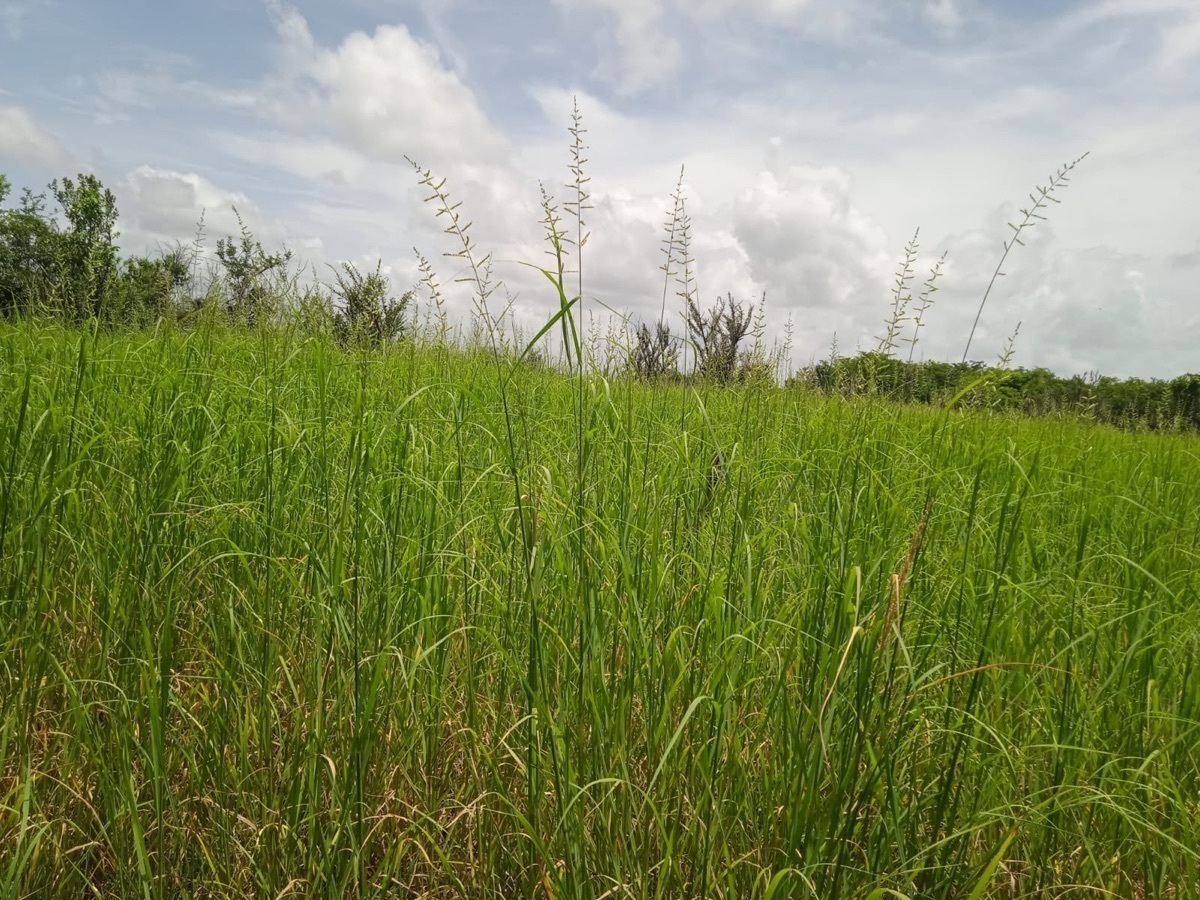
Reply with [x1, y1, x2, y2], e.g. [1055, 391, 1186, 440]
[792, 351, 1200, 431]
[214, 209, 292, 326]
[1, 181, 62, 315]
[0, 171, 169, 324]
[1, 321, 1198, 897]
[0, 172, 314, 332]
[111, 248, 190, 325]
[330, 259, 411, 348]
[0, 109, 1190, 899]
[50, 173, 119, 320]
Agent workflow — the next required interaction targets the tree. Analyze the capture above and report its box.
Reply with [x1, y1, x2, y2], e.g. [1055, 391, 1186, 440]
[51, 174, 119, 321]
[214, 210, 292, 326]
[0, 180, 62, 316]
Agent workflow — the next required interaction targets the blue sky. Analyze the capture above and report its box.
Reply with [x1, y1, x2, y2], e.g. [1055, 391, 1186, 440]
[2, 0, 1199, 377]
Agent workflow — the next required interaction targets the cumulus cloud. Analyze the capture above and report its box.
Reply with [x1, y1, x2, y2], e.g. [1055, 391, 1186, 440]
[5, 0, 1196, 376]
[1021, 248, 1196, 378]
[118, 165, 273, 250]
[0, 104, 67, 169]
[731, 164, 891, 311]
[259, 3, 506, 167]
[852, 196, 1200, 380]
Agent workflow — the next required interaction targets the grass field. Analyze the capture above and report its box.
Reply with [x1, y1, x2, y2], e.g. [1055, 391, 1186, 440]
[1, 318, 1198, 898]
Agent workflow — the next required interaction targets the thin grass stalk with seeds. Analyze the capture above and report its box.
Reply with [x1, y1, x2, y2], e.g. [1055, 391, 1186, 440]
[563, 95, 591, 372]
[408, 158, 565, 887]
[906, 250, 947, 363]
[962, 153, 1089, 363]
[879, 228, 920, 358]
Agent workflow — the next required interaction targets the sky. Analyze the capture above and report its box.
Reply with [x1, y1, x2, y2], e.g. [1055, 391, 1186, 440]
[1, 0, 1198, 378]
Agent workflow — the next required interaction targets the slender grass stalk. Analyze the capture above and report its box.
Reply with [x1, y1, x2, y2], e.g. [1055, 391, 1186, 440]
[961, 153, 1089, 363]
[906, 251, 946, 363]
[879, 228, 920, 357]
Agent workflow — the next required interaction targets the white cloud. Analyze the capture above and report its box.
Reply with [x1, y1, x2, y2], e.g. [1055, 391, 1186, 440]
[7, 0, 1196, 377]
[118, 165, 271, 250]
[259, 4, 506, 167]
[81, 57, 257, 127]
[1158, 16, 1200, 71]
[689, 0, 871, 35]
[0, 104, 67, 169]
[1019, 247, 1197, 378]
[968, 85, 1064, 125]
[850, 200, 1200, 379]
[221, 134, 374, 188]
[1056, 0, 1200, 73]
[731, 164, 891, 312]
[552, 0, 942, 94]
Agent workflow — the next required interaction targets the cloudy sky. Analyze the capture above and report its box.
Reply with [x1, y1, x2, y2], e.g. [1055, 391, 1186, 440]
[1, 0, 1198, 377]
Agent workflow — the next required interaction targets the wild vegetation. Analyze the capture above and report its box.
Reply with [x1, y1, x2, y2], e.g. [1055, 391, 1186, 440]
[790, 352, 1200, 432]
[1, 116, 1198, 897]
[2, 160, 1196, 432]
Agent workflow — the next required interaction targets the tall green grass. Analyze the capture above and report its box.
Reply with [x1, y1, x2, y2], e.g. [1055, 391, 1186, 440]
[1, 317, 1197, 898]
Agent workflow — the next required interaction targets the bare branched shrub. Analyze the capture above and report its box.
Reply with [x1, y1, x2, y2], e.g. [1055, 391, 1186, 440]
[686, 291, 755, 384]
[407, 156, 515, 361]
[633, 320, 679, 379]
[413, 248, 449, 343]
[906, 251, 946, 362]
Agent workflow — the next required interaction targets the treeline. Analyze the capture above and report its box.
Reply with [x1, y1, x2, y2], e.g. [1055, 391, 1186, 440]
[0, 170, 409, 346]
[787, 352, 1200, 433]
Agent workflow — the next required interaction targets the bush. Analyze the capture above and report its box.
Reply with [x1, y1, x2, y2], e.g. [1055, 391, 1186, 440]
[685, 292, 754, 384]
[111, 248, 190, 325]
[631, 320, 679, 380]
[214, 210, 292, 327]
[330, 260, 411, 348]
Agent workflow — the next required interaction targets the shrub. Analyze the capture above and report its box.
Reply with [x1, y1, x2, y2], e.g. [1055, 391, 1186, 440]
[112, 248, 190, 325]
[214, 210, 292, 327]
[685, 291, 754, 384]
[330, 260, 411, 348]
[631, 320, 679, 379]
